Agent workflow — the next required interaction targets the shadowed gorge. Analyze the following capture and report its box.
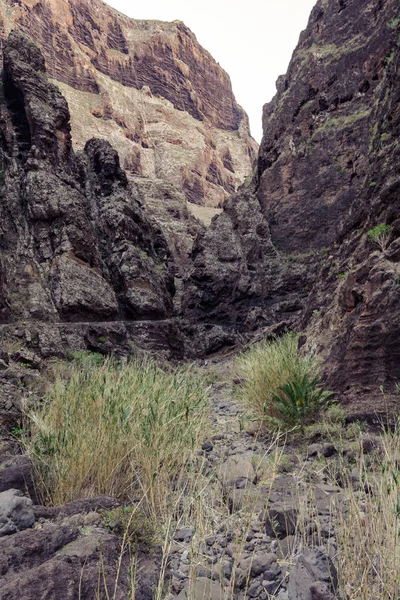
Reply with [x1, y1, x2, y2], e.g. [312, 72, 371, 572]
[0, 0, 400, 598]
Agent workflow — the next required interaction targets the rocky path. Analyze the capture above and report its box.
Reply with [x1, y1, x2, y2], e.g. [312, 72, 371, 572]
[166, 359, 343, 600]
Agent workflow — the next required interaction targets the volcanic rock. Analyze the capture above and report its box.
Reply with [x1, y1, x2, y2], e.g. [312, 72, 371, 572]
[0, 30, 178, 357]
[182, 0, 400, 420]
[0, 0, 257, 213]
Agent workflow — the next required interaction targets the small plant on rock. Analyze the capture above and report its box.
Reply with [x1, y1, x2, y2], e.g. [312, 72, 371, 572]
[367, 223, 392, 251]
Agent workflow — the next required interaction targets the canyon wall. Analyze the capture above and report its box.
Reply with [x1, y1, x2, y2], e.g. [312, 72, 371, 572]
[0, 31, 183, 359]
[0, 0, 257, 212]
[184, 0, 400, 416]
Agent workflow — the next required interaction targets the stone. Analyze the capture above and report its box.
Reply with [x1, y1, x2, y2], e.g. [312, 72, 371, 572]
[247, 581, 262, 598]
[262, 580, 282, 595]
[11, 350, 41, 370]
[0, 496, 160, 599]
[0, 455, 36, 502]
[310, 582, 337, 600]
[177, 577, 225, 600]
[321, 445, 337, 459]
[287, 549, 338, 600]
[275, 534, 296, 559]
[228, 485, 268, 513]
[218, 455, 256, 489]
[0, 489, 35, 536]
[239, 553, 278, 577]
[307, 444, 323, 458]
[313, 484, 343, 516]
[265, 504, 298, 539]
[202, 441, 214, 452]
[174, 528, 195, 542]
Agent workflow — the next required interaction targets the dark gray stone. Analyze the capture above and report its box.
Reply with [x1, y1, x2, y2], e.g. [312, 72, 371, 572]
[265, 504, 298, 539]
[287, 549, 338, 600]
[0, 489, 34, 536]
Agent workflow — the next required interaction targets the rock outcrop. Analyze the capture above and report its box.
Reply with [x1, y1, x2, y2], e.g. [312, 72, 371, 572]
[0, 0, 257, 214]
[0, 495, 161, 600]
[0, 30, 181, 358]
[183, 0, 400, 416]
[182, 183, 317, 337]
[299, 3, 400, 419]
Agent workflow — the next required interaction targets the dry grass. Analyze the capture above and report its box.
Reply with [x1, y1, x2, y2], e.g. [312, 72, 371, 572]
[334, 428, 400, 599]
[25, 355, 210, 517]
[24, 351, 400, 600]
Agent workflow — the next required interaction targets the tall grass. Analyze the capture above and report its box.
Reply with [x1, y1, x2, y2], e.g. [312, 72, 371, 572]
[25, 356, 210, 515]
[335, 428, 400, 599]
[235, 333, 321, 428]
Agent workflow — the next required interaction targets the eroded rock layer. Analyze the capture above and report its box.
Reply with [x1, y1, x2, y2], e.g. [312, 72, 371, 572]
[0, 30, 182, 358]
[300, 8, 400, 419]
[0, 0, 257, 210]
[183, 0, 400, 415]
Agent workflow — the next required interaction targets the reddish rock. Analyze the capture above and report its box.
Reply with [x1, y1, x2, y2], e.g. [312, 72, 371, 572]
[0, 31, 178, 357]
[0, 0, 257, 210]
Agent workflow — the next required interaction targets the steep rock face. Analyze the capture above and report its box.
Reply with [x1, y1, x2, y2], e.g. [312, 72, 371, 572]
[300, 15, 400, 419]
[0, 31, 179, 357]
[257, 0, 396, 254]
[183, 0, 400, 414]
[183, 184, 317, 336]
[0, 0, 257, 212]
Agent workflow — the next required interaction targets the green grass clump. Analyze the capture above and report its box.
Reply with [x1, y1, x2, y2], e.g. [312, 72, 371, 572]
[235, 333, 329, 430]
[101, 505, 157, 551]
[26, 358, 210, 515]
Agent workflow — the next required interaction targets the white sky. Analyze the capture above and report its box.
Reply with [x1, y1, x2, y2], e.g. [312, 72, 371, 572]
[105, 0, 317, 142]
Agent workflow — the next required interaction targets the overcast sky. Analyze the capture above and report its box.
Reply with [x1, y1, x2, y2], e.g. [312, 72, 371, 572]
[105, 0, 317, 142]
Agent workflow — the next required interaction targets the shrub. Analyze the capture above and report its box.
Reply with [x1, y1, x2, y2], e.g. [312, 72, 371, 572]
[235, 333, 328, 430]
[25, 358, 210, 515]
[270, 373, 333, 429]
[367, 223, 392, 251]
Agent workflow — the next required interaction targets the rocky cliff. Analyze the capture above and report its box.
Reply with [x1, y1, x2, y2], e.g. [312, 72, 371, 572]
[0, 30, 183, 359]
[0, 0, 256, 215]
[183, 0, 400, 416]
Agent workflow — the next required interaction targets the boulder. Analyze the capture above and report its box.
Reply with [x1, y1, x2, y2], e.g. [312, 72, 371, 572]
[265, 503, 298, 539]
[287, 549, 338, 600]
[0, 489, 34, 536]
[218, 455, 255, 490]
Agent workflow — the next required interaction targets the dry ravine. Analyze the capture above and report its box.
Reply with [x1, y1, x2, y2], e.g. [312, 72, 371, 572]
[0, 354, 394, 600]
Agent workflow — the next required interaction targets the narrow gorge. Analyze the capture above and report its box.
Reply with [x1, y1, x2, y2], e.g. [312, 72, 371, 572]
[0, 0, 399, 598]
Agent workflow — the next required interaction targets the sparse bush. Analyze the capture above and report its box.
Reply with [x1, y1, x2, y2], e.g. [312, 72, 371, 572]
[367, 223, 392, 251]
[25, 358, 210, 515]
[235, 333, 329, 430]
[66, 349, 105, 367]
